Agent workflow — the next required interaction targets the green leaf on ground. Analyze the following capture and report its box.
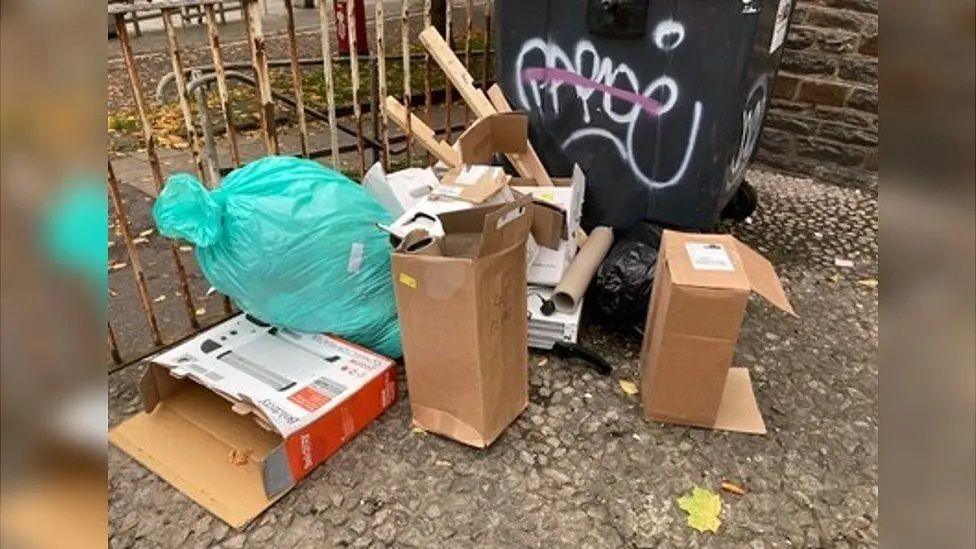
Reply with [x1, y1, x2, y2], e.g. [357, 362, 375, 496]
[677, 486, 722, 533]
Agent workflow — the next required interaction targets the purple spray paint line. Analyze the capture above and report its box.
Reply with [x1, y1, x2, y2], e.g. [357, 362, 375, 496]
[521, 67, 663, 118]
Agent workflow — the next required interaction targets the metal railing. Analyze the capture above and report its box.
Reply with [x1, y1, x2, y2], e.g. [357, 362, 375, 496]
[107, 0, 493, 368]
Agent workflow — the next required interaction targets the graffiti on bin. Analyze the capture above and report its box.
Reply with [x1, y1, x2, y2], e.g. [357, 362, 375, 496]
[729, 75, 769, 190]
[514, 18, 703, 190]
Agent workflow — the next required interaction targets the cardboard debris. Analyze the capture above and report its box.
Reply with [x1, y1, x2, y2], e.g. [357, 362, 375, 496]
[638, 230, 795, 434]
[109, 314, 397, 528]
[512, 165, 586, 286]
[391, 197, 533, 447]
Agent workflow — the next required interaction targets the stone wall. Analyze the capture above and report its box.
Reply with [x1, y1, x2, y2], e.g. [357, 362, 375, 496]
[759, 0, 879, 186]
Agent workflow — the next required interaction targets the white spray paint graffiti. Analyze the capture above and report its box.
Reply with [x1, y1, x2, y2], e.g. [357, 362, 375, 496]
[515, 19, 702, 190]
[728, 75, 769, 189]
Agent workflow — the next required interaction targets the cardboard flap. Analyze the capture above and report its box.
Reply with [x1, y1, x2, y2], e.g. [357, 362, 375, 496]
[109, 383, 285, 528]
[528, 199, 566, 249]
[478, 195, 533, 257]
[457, 113, 528, 164]
[709, 367, 767, 434]
[733, 241, 795, 315]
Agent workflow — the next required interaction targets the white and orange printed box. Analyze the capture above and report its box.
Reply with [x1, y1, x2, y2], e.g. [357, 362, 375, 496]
[110, 314, 397, 528]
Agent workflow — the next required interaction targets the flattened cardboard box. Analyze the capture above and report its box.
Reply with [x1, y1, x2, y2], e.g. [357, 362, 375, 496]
[639, 230, 795, 434]
[109, 314, 397, 528]
[391, 197, 533, 447]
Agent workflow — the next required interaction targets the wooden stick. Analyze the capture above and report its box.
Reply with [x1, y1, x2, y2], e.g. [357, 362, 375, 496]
[419, 25, 495, 117]
[486, 84, 554, 186]
[385, 96, 460, 167]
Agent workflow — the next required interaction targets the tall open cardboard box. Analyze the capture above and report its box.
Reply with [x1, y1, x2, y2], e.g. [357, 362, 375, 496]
[391, 197, 533, 447]
[109, 315, 397, 528]
[639, 230, 796, 434]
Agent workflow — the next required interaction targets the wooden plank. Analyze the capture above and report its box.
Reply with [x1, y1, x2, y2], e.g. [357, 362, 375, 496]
[486, 84, 554, 186]
[418, 25, 495, 117]
[385, 96, 460, 167]
[420, 26, 553, 186]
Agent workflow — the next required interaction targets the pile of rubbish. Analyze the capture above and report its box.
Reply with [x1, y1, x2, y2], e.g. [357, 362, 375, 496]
[109, 26, 796, 529]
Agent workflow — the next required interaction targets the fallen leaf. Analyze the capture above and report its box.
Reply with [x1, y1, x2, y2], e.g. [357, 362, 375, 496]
[618, 379, 639, 395]
[109, 290, 118, 297]
[195, 307, 207, 315]
[828, 273, 841, 283]
[153, 295, 166, 303]
[109, 262, 128, 271]
[537, 357, 549, 367]
[132, 237, 148, 245]
[108, 241, 116, 248]
[179, 245, 193, 252]
[857, 278, 878, 288]
[721, 481, 747, 496]
[411, 426, 426, 435]
[138, 228, 155, 238]
[677, 486, 722, 533]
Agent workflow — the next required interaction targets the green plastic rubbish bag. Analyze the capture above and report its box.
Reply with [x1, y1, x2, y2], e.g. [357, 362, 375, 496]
[153, 156, 402, 357]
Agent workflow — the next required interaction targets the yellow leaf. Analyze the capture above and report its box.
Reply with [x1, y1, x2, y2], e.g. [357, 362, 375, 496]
[109, 262, 128, 271]
[677, 487, 722, 533]
[537, 357, 549, 367]
[138, 228, 155, 238]
[153, 295, 166, 303]
[195, 308, 207, 315]
[179, 245, 193, 252]
[857, 278, 878, 288]
[618, 379, 638, 395]
[132, 237, 148, 245]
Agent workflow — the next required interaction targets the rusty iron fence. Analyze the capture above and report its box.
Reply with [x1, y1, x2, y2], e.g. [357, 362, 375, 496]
[107, 0, 493, 369]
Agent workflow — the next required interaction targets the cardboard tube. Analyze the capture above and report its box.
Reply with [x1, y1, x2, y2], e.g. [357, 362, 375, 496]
[551, 226, 614, 313]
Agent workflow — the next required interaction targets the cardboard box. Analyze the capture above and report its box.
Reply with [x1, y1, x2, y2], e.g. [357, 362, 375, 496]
[391, 197, 533, 447]
[431, 113, 527, 204]
[512, 165, 586, 285]
[639, 230, 795, 434]
[109, 314, 397, 528]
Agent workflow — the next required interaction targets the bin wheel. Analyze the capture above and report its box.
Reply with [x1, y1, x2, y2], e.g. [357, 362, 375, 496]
[721, 180, 758, 222]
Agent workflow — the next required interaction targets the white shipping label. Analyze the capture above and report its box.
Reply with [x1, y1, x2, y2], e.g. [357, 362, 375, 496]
[347, 242, 364, 274]
[685, 242, 735, 272]
[769, 0, 792, 53]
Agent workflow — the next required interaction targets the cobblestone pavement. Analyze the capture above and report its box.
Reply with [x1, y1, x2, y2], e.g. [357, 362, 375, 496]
[108, 169, 879, 548]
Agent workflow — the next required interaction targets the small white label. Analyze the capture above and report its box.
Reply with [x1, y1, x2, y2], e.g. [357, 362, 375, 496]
[769, 0, 792, 53]
[686, 242, 735, 272]
[347, 242, 364, 274]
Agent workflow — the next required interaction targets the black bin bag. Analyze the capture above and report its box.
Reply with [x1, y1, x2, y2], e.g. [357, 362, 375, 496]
[591, 222, 664, 333]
